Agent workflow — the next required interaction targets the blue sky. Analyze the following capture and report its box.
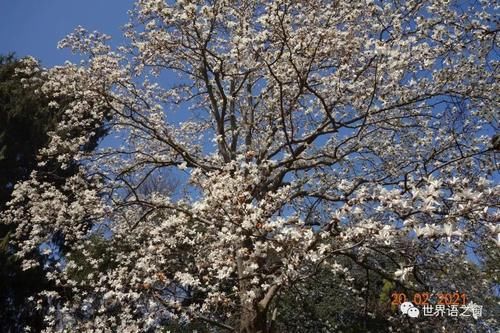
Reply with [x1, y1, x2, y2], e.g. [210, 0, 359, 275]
[0, 0, 134, 66]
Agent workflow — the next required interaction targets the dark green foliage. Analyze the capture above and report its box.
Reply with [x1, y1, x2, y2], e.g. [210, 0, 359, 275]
[0, 53, 108, 210]
[0, 231, 49, 332]
[0, 53, 57, 332]
[0, 54, 59, 210]
[273, 265, 392, 333]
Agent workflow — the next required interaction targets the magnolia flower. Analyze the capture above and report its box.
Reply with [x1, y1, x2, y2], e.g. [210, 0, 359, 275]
[394, 267, 413, 282]
[414, 225, 438, 238]
[442, 223, 463, 241]
[493, 234, 500, 247]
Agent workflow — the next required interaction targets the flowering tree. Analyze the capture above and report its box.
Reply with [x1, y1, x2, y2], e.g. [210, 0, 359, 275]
[0, 54, 112, 332]
[2, 0, 499, 332]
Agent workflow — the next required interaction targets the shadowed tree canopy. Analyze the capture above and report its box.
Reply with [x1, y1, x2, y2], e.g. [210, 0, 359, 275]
[0, 54, 57, 209]
[0, 54, 109, 332]
[0, 54, 59, 332]
[0, 54, 109, 208]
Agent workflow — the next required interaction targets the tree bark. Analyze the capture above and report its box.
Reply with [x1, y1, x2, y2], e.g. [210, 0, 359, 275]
[239, 307, 268, 333]
[238, 284, 279, 333]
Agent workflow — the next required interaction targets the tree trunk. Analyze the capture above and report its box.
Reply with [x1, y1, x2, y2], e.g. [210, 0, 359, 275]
[236, 238, 279, 333]
[239, 307, 268, 333]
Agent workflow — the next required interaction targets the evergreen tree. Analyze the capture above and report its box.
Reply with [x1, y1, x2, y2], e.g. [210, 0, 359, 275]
[0, 54, 108, 332]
